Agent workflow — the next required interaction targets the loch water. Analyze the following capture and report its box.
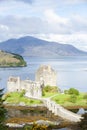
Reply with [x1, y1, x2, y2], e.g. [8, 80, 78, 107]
[0, 56, 87, 92]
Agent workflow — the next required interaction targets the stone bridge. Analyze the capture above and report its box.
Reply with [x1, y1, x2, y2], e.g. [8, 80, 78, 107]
[43, 98, 82, 122]
[25, 95, 82, 122]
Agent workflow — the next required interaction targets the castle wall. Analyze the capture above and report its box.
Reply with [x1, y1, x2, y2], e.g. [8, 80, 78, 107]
[7, 65, 57, 98]
[35, 65, 57, 86]
[7, 77, 42, 98]
[7, 77, 21, 92]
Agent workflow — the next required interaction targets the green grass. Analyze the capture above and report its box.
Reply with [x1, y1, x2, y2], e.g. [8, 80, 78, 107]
[4, 91, 87, 107]
[42, 86, 87, 107]
[42, 92, 58, 98]
[52, 93, 87, 107]
[4, 92, 42, 105]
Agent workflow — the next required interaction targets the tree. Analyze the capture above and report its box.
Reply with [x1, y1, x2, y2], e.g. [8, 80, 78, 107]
[0, 89, 7, 129]
[68, 88, 79, 95]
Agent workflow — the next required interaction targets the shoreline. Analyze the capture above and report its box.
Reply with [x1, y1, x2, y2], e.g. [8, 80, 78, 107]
[4, 104, 87, 130]
[4, 104, 72, 129]
[4, 103, 87, 109]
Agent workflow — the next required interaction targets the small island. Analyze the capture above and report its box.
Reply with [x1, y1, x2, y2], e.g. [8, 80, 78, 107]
[1, 65, 87, 130]
[0, 50, 26, 67]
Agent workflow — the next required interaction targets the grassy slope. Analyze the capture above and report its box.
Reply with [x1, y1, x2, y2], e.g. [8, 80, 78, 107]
[4, 92, 42, 105]
[52, 93, 87, 107]
[0, 50, 26, 67]
[42, 86, 87, 107]
[4, 88, 87, 107]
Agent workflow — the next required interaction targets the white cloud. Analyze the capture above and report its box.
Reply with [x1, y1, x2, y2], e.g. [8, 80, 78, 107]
[61, 0, 87, 5]
[0, 0, 87, 51]
[44, 9, 68, 25]
[0, 24, 9, 31]
[36, 33, 87, 51]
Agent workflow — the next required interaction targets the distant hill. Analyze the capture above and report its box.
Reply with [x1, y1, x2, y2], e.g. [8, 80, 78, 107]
[0, 50, 26, 67]
[0, 36, 86, 57]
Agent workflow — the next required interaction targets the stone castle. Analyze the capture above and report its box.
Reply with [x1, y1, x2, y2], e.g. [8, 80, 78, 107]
[7, 65, 82, 123]
[35, 65, 57, 86]
[7, 65, 57, 98]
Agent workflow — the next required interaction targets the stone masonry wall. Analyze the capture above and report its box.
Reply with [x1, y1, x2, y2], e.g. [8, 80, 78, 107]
[35, 65, 57, 86]
[7, 76, 42, 98]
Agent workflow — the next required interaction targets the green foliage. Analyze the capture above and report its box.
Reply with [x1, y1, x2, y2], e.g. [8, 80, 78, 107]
[24, 123, 48, 130]
[42, 85, 58, 97]
[32, 123, 48, 130]
[20, 90, 26, 97]
[64, 90, 68, 94]
[69, 95, 77, 103]
[83, 93, 87, 99]
[13, 54, 27, 66]
[44, 85, 50, 92]
[83, 93, 87, 104]
[0, 51, 26, 67]
[0, 89, 7, 129]
[42, 89, 45, 96]
[68, 88, 79, 95]
[13, 54, 24, 60]
[43, 85, 58, 93]
[52, 93, 87, 107]
[24, 125, 33, 130]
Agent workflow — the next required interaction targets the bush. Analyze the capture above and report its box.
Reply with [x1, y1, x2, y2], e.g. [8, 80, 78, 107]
[0, 89, 7, 129]
[68, 88, 79, 95]
[32, 123, 48, 130]
[24, 125, 33, 130]
[20, 90, 26, 97]
[24, 123, 48, 130]
[64, 90, 68, 94]
[43, 85, 58, 93]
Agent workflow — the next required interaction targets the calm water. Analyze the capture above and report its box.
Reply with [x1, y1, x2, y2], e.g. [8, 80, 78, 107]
[0, 56, 87, 92]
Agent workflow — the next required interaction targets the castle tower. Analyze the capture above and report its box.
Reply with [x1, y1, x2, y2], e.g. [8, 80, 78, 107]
[35, 65, 57, 86]
[7, 76, 21, 92]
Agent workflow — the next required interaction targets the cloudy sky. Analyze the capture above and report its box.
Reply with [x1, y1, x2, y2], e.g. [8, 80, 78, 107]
[0, 0, 87, 51]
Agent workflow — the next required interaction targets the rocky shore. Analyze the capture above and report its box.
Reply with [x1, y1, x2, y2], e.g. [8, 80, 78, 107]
[4, 105, 73, 129]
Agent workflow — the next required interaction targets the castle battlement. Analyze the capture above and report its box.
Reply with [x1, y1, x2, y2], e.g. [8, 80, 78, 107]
[7, 76, 43, 98]
[7, 65, 57, 98]
[35, 65, 57, 86]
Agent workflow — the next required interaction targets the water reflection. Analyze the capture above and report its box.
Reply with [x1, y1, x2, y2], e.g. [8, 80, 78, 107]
[53, 128, 67, 130]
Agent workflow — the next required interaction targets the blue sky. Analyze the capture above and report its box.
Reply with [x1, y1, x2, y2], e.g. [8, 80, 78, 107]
[0, 0, 87, 51]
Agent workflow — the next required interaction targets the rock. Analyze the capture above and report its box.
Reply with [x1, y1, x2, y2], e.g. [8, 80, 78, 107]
[77, 108, 85, 115]
[35, 120, 60, 126]
[6, 123, 25, 128]
[19, 102, 26, 106]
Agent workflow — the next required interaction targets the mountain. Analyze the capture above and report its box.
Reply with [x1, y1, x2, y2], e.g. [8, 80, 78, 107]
[0, 50, 26, 67]
[0, 36, 86, 57]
